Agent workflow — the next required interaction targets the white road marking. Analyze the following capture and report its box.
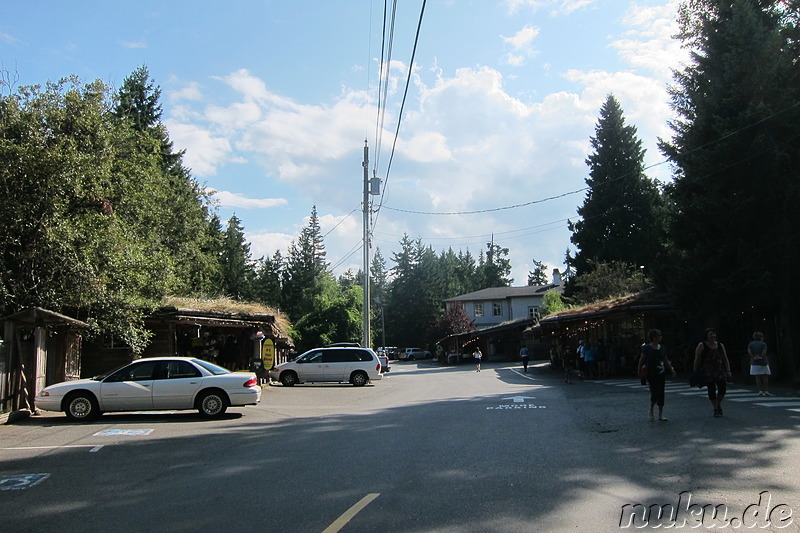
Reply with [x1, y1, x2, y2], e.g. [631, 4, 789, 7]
[93, 429, 154, 436]
[2, 445, 104, 452]
[322, 493, 380, 533]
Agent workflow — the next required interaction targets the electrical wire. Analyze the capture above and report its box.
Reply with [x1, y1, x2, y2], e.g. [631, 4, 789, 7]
[372, 0, 427, 232]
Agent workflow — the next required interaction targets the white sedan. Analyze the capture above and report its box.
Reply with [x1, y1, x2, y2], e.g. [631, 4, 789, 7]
[35, 357, 261, 421]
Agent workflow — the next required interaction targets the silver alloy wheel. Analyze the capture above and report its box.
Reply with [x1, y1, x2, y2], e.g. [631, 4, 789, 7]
[280, 372, 297, 386]
[351, 371, 368, 387]
[198, 391, 227, 417]
[65, 393, 99, 421]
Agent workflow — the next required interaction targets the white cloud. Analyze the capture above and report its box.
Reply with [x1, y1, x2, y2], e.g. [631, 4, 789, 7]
[503, 25, 540, 50]
[501, 25, 541, 66]
[210, 190, 288, 209]
[168, 82, 203, 103]
[247, 231, 294, 261]
[506, 0, 597, 15]
[163, 119, 233, 177]
[1, 31, 20, 45]
[119, 40, 146, 49]
[611, 0, 687, 79]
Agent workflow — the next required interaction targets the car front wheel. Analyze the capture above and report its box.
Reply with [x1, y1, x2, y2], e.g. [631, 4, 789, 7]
[197, 390, 228, 418]
[351, 371, 369, 387]
[280, 371, 298, 387]
[64, 391, 100, 422]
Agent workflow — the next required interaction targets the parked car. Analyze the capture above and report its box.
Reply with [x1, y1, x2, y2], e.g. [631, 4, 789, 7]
[401, 347, 431, 360]
[34, 357, 262, 421]
[269, 347, 382, 387]
[379, 347, 401, 360]
[377, 351, 391, 373]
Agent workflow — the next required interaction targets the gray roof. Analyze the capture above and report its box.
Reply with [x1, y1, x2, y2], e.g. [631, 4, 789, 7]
[444, 284, 560, 303]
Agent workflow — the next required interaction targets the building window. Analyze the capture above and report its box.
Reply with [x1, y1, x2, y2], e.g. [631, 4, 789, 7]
[493, 302, 502, 316]
[529, 306, 539, 319]
[474, 303, 484, 317]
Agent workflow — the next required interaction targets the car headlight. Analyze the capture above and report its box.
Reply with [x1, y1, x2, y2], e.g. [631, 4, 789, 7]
[40, 391, 50, 397]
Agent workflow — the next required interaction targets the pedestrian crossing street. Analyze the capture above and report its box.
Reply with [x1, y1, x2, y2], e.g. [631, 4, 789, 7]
[590, 379, 800, 414]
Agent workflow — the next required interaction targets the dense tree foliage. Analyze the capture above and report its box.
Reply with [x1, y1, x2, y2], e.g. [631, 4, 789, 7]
[569, 95, 666, 281]
[114, 66, 221, 295]
[662, 0, 800, 377]
[219, 215, 254, 300]
[0, 76, 195, 350]
[477, 241, 513, 287]
[281, 206, 328, 322]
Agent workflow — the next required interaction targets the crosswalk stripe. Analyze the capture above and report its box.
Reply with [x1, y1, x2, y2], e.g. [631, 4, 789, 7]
[589, 378, 798, 412]
[754, 402, 800, 408]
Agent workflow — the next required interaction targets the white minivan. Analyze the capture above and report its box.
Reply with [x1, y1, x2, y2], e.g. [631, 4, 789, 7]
[269, 347, 383, 387]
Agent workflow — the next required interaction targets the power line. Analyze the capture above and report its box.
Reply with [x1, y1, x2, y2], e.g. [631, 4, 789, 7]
[372, 0, 427, 231]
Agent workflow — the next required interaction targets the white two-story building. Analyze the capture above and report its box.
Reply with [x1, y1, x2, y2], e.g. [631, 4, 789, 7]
[441, 270, 562, 360]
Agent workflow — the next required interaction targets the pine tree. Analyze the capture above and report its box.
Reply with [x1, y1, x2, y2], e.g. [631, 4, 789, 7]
[219, 215, 254, 300]
[282, 206, 329, 321]
[569, 94, 665, 278]
[662, 0, 800, 379]
[527, 258, 549, 286]
[114, 65, 220, 295]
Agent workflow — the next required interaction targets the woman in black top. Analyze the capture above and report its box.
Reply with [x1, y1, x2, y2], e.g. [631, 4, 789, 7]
[694, 328, 732, 417]
[638, 329, 676, 421]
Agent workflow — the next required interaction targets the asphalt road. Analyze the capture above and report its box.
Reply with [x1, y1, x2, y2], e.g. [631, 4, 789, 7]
[2, 360, 800, 532]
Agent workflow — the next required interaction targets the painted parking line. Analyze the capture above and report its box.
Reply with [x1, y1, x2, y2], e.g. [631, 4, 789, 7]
[322, 493, 380, 533]
[2, 445, 104, 453]
[93, 429, 154, 436]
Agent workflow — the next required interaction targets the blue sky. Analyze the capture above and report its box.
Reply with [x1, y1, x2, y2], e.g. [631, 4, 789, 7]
[2, 0, 687, 285]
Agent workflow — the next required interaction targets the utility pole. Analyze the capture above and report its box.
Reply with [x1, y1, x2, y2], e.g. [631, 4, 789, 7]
[362, 140, 371, 349]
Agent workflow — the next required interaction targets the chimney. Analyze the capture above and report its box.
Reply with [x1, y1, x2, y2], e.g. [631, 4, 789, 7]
[552, 268, 562, 286]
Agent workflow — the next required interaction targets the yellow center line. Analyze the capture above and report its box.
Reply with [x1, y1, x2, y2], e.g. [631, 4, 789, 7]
[322, 493, 380, 533]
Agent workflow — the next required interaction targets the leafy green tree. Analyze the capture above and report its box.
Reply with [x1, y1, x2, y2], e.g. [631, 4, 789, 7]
[290, 275, 362, 351]
[540, 290, 567, 317]
[527, 259, 549, 286]
[662, 0, 800, 379]
[0, 76, 175, 351]
[113, 66, 220, 295]
[569, 94, 665, 279]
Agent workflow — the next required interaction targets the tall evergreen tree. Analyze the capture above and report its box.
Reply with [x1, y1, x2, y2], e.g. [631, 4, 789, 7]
[282, 206, 329, 321]
[476, 240, 513, 287]
[252, 250, 284, 309]
[527, 258, 549, 286]
[662, 0, 800, 379]
[569, 94, 665, 278]
[114, 66, 220, 295]
[219, 215, 254, 300]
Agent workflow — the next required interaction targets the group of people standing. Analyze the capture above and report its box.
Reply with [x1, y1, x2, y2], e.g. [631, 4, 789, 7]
[638, 327, 773, 421]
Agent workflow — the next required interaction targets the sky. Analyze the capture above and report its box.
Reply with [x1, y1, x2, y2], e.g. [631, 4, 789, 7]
[2, 0, 690, 286]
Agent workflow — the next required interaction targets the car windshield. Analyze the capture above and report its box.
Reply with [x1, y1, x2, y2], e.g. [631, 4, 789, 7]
[192, 359, 231, 375]
[93, 364, 130, 381]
